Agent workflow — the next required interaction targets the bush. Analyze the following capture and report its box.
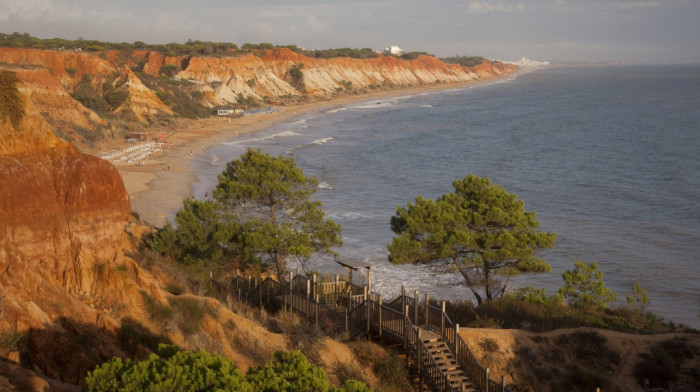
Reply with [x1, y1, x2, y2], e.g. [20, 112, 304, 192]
[139, 291, 175, 331]
[634, 337, 698, 389]
[71, 73, 110, 117]
[559, 260, 618, 310]
[159, 64, 181, 77]
[0, 70, 24, 130]
[168, 296, 211, 335]
[84, 344, 249, 392]
[85, 346, 373, 392]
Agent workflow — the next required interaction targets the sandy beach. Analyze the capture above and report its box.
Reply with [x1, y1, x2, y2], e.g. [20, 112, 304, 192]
[112, 81, 490, 227]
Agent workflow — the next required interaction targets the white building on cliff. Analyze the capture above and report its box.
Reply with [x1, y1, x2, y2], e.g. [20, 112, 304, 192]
[383, 45, 404, 56]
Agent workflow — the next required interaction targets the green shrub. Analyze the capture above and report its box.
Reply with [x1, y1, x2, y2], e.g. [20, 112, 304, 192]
[139, 291, 175, 331]
[105, 88, 129, 109]
[164, 283, 186, 295]
[246, 350, 329, 391]
[0, 70, 24, 130]
[85, 345, 374, 392]
[634, 337, 698, 389]
[118, 318, 170, 357]
[559, 260, 618, 310]
[84, 344, 249, 392]
[159, 64, 181, 77]
[71, 73, 110, 117]
[372, 349, 411, 392]
[168, 296, 209, 335]
[441, 55, 486, 67]
[479, 338, 500, 353]
[65, 67, 77, 75]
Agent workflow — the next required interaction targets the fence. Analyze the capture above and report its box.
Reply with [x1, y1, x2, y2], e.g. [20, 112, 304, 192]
[211, 271, 514, 392]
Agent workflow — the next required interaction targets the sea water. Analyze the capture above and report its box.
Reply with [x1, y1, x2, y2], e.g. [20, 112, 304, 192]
[192, 65, 700, 328]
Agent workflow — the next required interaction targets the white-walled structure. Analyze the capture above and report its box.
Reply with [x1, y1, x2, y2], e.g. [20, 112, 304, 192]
[383, 45, 404, 56]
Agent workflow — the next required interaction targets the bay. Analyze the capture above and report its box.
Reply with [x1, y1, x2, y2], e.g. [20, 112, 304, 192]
[192, 65, 700, 328]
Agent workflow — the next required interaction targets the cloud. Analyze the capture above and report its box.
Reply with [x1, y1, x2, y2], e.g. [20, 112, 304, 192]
[467, 2, 525, 14]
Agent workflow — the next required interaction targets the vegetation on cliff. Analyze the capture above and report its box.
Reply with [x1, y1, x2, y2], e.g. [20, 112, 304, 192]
[442, 56, 487, 67]
[151, 149, 342, 277]
[86, 346, 372, 392]
[1, 32, 239, 57]
[0, 70, 23, 130]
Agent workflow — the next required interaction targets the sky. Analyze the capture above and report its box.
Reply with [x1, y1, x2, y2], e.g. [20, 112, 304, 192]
[2, 0, 700, 64]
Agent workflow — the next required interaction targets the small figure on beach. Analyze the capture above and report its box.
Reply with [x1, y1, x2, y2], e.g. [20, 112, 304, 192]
[204, 192, 208, 200]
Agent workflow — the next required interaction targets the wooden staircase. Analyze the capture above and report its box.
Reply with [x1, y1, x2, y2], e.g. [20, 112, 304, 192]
[421, 330, 476, 392]
[211, 272, 513, 392]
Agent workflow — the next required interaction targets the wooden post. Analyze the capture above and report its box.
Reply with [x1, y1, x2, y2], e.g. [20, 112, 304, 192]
[366, 286, 370, 334]
[485, 368, 490, 392]
[501, 375, 506, 392]
[455, 323, 460, 358]
[306, 280, 311, 320]
[378, 294, 383, 343]
[417, 328, 423, 391]
[248, 276, 251, 294]
[401, 285, 406, 313]
[288, 271, 293, 311]
[315, 294, 319, 327]
[312, 274, 317, 299]
[368, 268, 372, 293]
[441, 301, 446, 338]
[363, 285, 368, 301]
[424, 294, 430, 329]
[404, 305, 409, 351]
[335, 274, 340, 310]
[236, 269, 240, 292]
[345, 308, 349, 334]
[414, 290, 419, 325]
[259, 278, 262, 307]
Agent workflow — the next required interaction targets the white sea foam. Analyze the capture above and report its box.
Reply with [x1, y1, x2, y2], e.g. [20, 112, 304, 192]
[349, 100, 398, 110]
[311, 137, 334, 145]
[209, 154, 221, 165]
[421, 104, 434, 108]
[326, 108, 346, 114]
[223, 130, 300, 146]
[318, 181, 334, 190]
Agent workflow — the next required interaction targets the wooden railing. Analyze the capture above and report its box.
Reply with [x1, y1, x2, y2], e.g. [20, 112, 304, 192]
[211, 272, 512, 392]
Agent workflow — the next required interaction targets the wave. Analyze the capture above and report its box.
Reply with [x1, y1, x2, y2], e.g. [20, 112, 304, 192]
[421, 104, 434, 108]
[318, 181, 334, 190]
[311, 137, 334, 145]
[349, 100, 398, 110]
[209, 154, 221, 165]
[223, 130, 301, 146]
[327, 211, 376, 220]
[326, 108, 346, 114]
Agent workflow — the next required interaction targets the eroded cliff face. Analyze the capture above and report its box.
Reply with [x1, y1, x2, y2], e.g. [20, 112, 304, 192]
[0, 47, 517, 144]
[0, 92, 131, 319]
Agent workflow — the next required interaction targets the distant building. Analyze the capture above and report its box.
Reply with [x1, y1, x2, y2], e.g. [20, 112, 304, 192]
[213, 106, 235, 116]
[383, 45, 404, 56]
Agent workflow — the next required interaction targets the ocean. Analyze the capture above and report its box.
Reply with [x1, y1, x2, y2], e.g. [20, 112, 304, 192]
[191, 65, 700, 328]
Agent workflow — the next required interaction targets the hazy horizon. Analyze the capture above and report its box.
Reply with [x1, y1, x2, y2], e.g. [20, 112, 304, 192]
[2, 0, 700, 64]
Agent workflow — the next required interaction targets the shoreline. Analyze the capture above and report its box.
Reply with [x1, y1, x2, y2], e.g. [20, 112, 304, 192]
[114, 78, 513, 227]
